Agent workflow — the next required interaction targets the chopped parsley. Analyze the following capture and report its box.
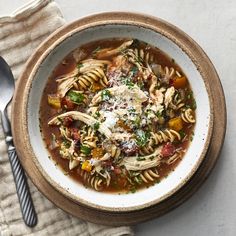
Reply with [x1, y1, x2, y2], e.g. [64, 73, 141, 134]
[191, 98, 197, 110]
[93, 122, 100, 130]
[67, 90, 84, 104]
[156, 110, 163, 118]
[80, 145, 91, 155]
[179, 130, 186, 139]
[123, 77, 134, 88]
[95, 111, 100, 118]
[77, 63, 83, 70]
[135, 130, 150, 147]
[101, 89, 111, 101]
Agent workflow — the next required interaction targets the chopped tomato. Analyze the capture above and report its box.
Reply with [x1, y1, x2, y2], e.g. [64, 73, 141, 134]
[161, 142, 175, 157]
[70, 128, 80, 141]
[63, 116, 73, 127]
[61, 96, 75, 110]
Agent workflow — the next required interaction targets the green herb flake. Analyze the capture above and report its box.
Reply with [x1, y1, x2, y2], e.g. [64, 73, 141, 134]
[67, 90, 84, 104]
[135, 130, 150, 147]
[124, 78, 134, 88]
[80, 145, 91, 155]
[156, 110, 163, 118]
[77, 63, 83, 70]
[95, 111, 101, 118]
[191, 98, 197, 110]
[93, 122, 100, 130]
[101, 89, 111, 101]
[179, 130, 186, 139]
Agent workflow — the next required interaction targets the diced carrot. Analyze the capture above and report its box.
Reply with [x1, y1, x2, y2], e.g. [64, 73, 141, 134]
[168, 117, 183, 131]
[47, 94, 61, 109]
[172, 76, 187, 89]
[81, 160, 92, 172]
[91, 147, 104, 159]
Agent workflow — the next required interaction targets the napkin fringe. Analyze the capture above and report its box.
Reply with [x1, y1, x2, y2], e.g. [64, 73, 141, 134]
[0, 0, 57, 24]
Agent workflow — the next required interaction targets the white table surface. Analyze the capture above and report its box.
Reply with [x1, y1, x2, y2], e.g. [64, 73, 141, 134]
[0, 1, 235, 235]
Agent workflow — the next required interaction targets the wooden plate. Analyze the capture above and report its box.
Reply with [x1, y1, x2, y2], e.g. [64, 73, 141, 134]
[12, 12, 226, 226]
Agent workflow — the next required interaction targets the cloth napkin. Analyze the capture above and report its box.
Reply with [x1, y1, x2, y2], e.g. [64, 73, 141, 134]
[0, 1, 134, 235]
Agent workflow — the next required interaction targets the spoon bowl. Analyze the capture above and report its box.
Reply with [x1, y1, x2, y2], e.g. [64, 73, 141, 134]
[0, 57, 15, 110]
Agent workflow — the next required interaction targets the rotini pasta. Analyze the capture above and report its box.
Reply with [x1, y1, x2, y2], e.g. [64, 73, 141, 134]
[181, 108, 196, 123]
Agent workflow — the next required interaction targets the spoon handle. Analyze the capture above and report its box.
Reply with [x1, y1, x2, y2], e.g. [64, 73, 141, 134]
[1, 110, 37, 227]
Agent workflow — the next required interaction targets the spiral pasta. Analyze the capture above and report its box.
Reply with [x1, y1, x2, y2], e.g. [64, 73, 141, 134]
[140, 169, 159, 183]
[77, 67, 108, 90]
[181, 108, 196, 123]
[150, 129, 181, 145]
[77, 168, 105, 191]
[134, 48, 154, 65]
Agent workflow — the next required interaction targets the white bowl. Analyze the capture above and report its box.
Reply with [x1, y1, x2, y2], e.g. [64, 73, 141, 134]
[21, 12, 213, 212]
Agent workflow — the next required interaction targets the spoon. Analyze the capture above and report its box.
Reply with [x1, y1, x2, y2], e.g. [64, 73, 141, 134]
[0, 56, 37, 227]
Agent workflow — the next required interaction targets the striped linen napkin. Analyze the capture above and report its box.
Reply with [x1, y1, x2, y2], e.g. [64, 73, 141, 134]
[0, 0, 133, 235]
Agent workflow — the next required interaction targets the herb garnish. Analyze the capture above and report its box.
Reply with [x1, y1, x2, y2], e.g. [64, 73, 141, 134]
[179, 130, 186, 140]
[93, 122, 100, 130]
[101, 89, 111, 101]
[67, 90, 84, 104]
[77, 63, 83, 70]
[135, 130, 150, 147]
[80, 145, 91, 155]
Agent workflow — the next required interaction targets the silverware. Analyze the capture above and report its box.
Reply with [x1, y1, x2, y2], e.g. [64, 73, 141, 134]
[0, 56, 37, 227]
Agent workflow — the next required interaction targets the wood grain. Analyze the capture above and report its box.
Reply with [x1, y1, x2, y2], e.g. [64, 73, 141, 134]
[11, 12, 226, 226]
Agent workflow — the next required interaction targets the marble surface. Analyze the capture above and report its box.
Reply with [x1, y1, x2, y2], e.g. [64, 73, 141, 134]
[0, 1, 235, 235]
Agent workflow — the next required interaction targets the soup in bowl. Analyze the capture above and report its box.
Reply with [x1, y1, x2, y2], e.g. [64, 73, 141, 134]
[24, 13, 212, 211]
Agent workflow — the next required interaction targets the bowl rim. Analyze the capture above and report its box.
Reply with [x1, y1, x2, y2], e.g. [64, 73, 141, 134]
[14, 12, 214, 212]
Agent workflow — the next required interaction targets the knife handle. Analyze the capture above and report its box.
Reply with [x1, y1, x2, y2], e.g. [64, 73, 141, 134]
[8, 146, 38, 227]
[1, 110, 37, 227]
